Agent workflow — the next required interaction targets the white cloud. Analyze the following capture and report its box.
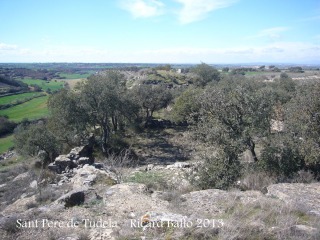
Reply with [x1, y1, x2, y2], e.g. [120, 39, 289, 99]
[0, 43, 18, 51]
[120, 0, 164, 18]
[246, 27, 289, 41]
[174, 0, 238, 24]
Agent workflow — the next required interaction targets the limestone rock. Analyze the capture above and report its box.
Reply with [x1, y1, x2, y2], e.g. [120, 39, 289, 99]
[78, 157, 90, 165]
[2, 195, 36, 215]
[71, 165, 117, 188]
[48, 162, 59, 172]
[12, 172, 29, 182]
[166, 162, 191, 169]
[181, 189, 263, 218]
[50, 155, 77, 173]
[266, 183, 320, 216]
[103, 183, 170, 218]
[93, 162, 104, 169]
[68, 145, 93, 163]
[29, 180, 37, 189]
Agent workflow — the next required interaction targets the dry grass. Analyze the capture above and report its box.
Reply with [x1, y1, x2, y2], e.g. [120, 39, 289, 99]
[217, 198, 320, 240]
[239, 170, 277, 192]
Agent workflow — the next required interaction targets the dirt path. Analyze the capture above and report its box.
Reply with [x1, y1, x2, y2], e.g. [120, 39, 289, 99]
[131, 127, 193, 165]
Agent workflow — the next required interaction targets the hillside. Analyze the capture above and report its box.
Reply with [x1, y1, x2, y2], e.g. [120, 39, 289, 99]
[0, 129, 319, 240]
[0, 64, 319, 240]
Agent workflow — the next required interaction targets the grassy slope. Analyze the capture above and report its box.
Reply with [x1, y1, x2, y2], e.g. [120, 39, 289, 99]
[19, 78, 64, 91]
[59, 72, 92, 79]
[0, 92, 43, 105]
[0, 135, 14, 154]
[0, 95, 49, 122]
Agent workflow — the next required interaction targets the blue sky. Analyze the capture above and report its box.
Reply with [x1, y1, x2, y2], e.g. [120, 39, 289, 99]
[0, 0, 320, 63]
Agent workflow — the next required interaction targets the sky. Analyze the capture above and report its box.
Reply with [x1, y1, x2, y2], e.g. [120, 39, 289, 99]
[0, 0, 320, 64]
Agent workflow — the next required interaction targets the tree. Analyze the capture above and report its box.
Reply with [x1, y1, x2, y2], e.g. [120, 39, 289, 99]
[191, 63, 220, 87]
[14, 122, 61, 163]
[260, 133, 304, 177]
[171, 88, 201, 123]
[259, 65, 265, 70]
[285, 82, 320, 169]
[48, 89, 90, 147]
[75, 71, 134, 152]
[193, 149, 241, 190]
[131, 84, 172, 124]
[222, 67, 229, 72]
[48, 71, 138, 153]
[195, 78, 273, 162]
[0, 116, 17, 137]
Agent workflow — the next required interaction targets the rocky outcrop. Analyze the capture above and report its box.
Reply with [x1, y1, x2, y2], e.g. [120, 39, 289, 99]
[48, 141, 94, 174]
[0, 151, 15, 161]
[71, 164, 117, 188]
[67, 145, 94, 163]
[180, 189, 264, 218]
[266, 183, 320, 216]
[49, 155, 77, 173]
[1, 180, 320, 240]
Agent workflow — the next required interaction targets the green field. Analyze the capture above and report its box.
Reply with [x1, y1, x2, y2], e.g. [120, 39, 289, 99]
[245, 71, 267, 76]
[19, 78, 64, 91]
[0, 95, 49, 122]
[0, 92, 43, 105]
[59, 72, 92, 79]
[0, 135, 14, 154]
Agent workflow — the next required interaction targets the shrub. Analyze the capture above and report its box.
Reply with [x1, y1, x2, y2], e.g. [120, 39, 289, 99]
[126, 171, 169, 191]
[239, 168, 276, 191]
[0, 116, 17, 137]
[291, 170, 316, 183]
[192, 150, 242, 190]
[36, 187, 59, 203]
[260, 138, 304, 178]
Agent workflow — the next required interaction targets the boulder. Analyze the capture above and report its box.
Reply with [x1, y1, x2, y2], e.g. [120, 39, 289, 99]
[48, 162, 59, 172]
[93, 162, 104, 169]
[50, 155, 77, 173]
[29, 180, 37, 189]
[68, 145, 93, 163]
[166, 162, 191, 169]
[71, 165, 117, 188]
[78, 157, 90, 165]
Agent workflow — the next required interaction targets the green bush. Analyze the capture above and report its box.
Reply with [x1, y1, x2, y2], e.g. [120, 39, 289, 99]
[0, 116, 17, 137]
[126, 171, 169, 191]
[193, 150, 242, 190]
[260, 138, 304, 178]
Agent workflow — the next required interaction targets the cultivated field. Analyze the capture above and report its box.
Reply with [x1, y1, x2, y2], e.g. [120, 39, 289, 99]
[0, 92, 44, 105]
[58, 72, 92, 79]
[19, 78, 64, 91]
[0, 95, 49, 122]
[0, 135, 14, 154]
